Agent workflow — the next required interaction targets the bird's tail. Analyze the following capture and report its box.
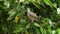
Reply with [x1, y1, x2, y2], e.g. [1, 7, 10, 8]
[35, 17, 40, 23]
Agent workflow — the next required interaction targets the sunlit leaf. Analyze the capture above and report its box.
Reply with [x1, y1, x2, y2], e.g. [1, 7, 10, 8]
[33, 23, 40, 27]
[57, 28, 60, 34]
[57, 8, 60, 15]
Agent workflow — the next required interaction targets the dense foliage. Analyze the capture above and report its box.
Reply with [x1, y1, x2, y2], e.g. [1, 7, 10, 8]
[0, 0, 60, 34]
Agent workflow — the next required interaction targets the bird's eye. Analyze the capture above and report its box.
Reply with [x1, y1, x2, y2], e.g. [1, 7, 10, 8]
[25, 12, 27, 16]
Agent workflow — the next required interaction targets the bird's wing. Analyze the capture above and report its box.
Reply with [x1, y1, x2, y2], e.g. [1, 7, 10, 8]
[27, 11, 38, 18]
[29, 14, 40, 22]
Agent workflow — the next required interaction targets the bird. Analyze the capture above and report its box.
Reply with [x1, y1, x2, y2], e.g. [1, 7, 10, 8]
[26, 8, 40, 22]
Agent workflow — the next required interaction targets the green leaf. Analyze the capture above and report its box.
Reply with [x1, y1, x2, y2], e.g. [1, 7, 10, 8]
[24, 29, 29, 34]
[26, 23, 30, 29]
[13, 25, 24, 33]
[7, 17, 14, 21]
[33, 23, 40, 27]
[57, 28, 60, 34]
[32, 2, 40, 10]
[9, 11, 16, 17]
[32, 24, 40, 34]
[48, 26, 52, 34]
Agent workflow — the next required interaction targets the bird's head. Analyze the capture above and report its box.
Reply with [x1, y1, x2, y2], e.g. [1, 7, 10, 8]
[27, 7, 31, 13]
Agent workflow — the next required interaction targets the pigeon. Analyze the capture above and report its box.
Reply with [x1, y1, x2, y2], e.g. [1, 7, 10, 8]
[27, 8, 40, 22]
